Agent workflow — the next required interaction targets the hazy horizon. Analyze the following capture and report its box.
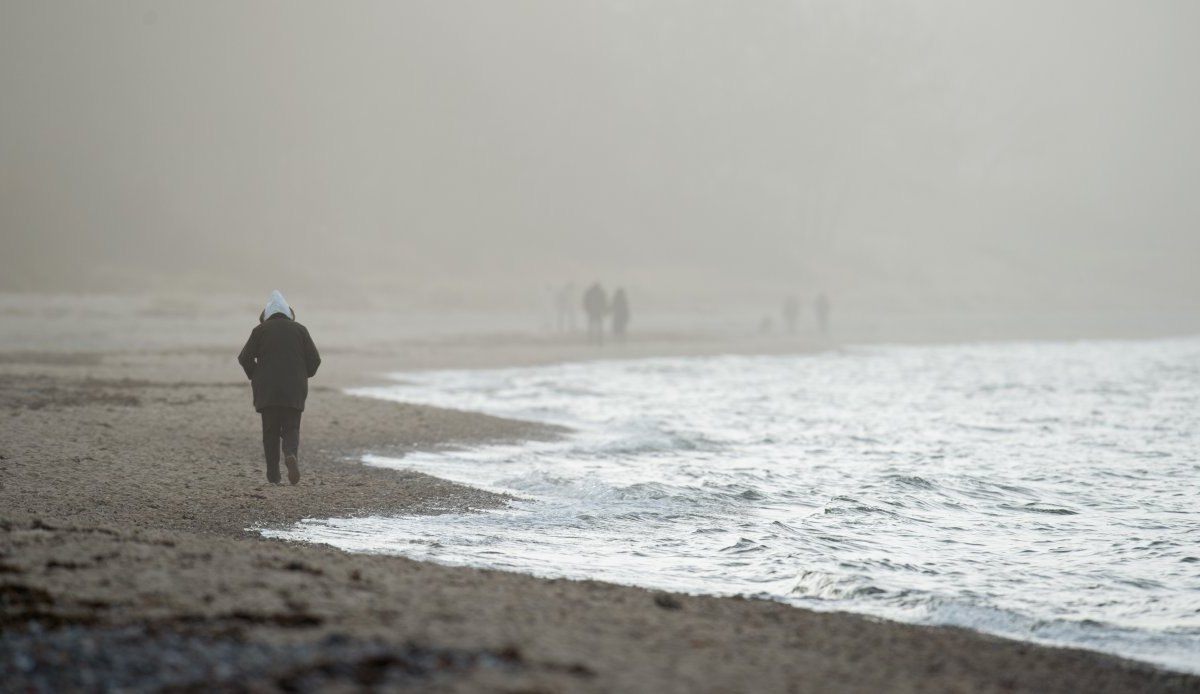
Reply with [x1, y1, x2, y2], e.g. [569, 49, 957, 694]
[3, 2, 1199, 315]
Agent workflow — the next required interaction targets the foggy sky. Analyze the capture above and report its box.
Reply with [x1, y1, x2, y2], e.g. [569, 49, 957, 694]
[2, 1, 1199, 311]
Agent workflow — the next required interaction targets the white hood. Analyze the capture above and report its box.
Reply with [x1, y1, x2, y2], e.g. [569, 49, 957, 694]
[263, 290, 294, 321]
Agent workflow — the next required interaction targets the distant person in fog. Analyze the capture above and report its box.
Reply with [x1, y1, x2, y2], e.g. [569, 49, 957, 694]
[782, 295, 801, 335]
[583, 282, 608, 345]
[238, 290, 321, 485]
[815, 292, 831, 336]
[611, 288, 631, 342]
[555, 282, 578, 333]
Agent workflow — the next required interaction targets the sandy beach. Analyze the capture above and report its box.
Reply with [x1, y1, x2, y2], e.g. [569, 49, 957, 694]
[2, 306, 1198, 693]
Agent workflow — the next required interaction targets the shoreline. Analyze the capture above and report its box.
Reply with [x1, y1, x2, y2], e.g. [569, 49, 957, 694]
[3, 341, 1199, 691]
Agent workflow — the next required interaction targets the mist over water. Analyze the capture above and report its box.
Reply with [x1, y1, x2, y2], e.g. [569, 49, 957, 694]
[266, 338, 1200, 672]
[4, 2, 1200, 321]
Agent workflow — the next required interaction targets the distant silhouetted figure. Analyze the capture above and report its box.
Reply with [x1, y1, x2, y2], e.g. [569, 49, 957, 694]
[555, 282, 577, 333]
[758, 315, 775, 335]
[238, 290, 320, 486]
[583, 282, 608, 345]
[782, 295, 801, 335]
[611, 288, 630, 342]
[815, 292, 830, 336]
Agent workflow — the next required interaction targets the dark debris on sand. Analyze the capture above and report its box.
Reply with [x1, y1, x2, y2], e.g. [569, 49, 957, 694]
[0, 622, 525, 693]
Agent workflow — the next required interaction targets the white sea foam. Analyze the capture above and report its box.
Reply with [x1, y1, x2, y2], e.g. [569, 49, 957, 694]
[262, 337, 1200, 672]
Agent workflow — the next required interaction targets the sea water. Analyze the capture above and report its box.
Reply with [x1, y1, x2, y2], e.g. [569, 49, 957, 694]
[262, 338, 1200, 672]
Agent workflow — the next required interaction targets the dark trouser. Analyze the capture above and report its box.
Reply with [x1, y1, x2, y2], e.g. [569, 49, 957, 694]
[261, 406, 302, 483]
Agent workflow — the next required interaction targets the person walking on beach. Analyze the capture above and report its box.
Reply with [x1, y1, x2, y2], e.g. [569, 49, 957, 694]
[815, 292, 831, 336]
[238, 290, 321, 485]
[611, 288, 631, 342]
[555, 282, 578, 333]
[782, 295, 801, 335]
[583, 282, 608, 345]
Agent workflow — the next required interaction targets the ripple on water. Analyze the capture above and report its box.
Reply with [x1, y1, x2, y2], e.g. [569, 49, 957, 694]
[999, 502, 1079, 515]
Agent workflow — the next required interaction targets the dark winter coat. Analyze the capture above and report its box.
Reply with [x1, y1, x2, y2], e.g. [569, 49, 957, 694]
[237, 314, 321, 412]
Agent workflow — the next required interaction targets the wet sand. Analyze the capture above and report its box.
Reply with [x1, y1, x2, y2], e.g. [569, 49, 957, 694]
[2, 332, 1198, 691]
